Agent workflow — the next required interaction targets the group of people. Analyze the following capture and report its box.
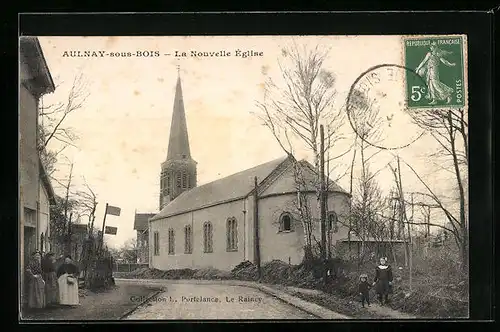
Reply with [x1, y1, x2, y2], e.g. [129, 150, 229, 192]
[358, 257, 394, 308]
[25, 251, 80, 310]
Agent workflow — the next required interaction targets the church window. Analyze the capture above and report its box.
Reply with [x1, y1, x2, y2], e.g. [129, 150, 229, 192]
[168, 228, 175, 255]
[328, 211, 338, 233]
[176, 172, 181, 188]
[153, 231, 160, 256]
[279, 212, 293, 232]
[226, 218, 238, 251]
[203, 222, 213, 253]
[184, 225, 193, 254]
[182, 171, 187, 189]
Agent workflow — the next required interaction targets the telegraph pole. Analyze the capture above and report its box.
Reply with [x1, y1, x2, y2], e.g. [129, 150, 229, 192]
[253, 177, 261, 281]
[320, 125, 327, 286]
[99, 203, 109, 254]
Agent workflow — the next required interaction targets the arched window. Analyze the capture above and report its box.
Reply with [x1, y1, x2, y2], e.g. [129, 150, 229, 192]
[184, 225, 193, 254]
[279, 212, 293, 232]
[168, 228, 175, 255]
[226, 218, 238, 251]
[166, 175, 170, 195]
[203, 222, 213, 253]
[182, 171, 187, 189]
[176, 172, 181, 188]
[153, 231, 160, 256]
[328, 211, 338, 233]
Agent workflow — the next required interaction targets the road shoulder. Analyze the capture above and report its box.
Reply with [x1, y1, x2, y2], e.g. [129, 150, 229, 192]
[21, 283, 163, 321]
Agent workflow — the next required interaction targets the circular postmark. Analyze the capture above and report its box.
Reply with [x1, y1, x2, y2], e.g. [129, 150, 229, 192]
[346, 64, 427, 150]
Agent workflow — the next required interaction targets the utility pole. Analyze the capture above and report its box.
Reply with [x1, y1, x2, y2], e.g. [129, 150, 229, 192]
[66, 212, 73, 256]
[320, 125, 327, 286]
[253, 177, 261, 281]
[326, 127, 332, 260]
[99, 203, 109, 254]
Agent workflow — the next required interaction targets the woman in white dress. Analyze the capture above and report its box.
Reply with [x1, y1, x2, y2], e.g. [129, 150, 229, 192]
[56, 255, 80, 306]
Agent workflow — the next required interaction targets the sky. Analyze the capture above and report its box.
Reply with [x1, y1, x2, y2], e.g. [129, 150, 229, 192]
[37, 36, 467, 248]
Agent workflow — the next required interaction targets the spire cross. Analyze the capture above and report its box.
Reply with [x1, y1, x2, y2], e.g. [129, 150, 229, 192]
[176, 64, 180, 75]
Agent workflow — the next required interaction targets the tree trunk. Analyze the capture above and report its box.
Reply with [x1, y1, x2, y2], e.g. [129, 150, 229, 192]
[447, 112, 468, 272]
[460, 228, 468, 273]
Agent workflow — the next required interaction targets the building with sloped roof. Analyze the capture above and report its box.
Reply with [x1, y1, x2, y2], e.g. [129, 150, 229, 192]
[20, 36, 57, 306]
[148, 72, 351, 271]
[133, 212, 155, 263]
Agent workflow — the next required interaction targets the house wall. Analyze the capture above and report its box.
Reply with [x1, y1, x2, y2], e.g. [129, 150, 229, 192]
[257, 192, 350, 265]
[150, 162, 351, 271]
[20, 60, 40, 306]
[19, 83, 39, 211]
[150, 191, 350, 270]
[258, 163, 351, 264]
[150, 197, 253, 271]
[38, 180, 50, 252]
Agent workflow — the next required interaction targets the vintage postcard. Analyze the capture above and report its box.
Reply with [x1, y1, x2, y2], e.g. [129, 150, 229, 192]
[19, 35, 469, 320]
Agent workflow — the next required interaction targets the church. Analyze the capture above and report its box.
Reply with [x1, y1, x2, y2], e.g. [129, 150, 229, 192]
[148, 73, 352, 271]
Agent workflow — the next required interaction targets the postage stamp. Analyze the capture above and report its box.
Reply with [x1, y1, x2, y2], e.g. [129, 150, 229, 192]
[404, 35, 466, 109]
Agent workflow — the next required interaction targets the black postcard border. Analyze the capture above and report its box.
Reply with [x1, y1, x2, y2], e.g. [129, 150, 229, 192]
[11, 11, 495, 329]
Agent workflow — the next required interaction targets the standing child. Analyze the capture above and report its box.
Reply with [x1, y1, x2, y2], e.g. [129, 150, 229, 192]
[358, 273, 371, 308]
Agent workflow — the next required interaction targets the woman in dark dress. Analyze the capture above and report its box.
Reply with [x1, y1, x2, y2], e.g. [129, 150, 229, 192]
[373, 257, 393, 305]
[42, 252, 58, 306]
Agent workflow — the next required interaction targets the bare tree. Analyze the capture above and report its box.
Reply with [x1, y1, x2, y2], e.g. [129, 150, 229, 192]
[38, 73, 89, 176]
[254, 42, 351, 262]
[404, 107, 468, 272]
[338, 87, 388, 262]
[39, 73, 88, 148]
[389, 160, 412, 266]
[74, 176, 99, 238]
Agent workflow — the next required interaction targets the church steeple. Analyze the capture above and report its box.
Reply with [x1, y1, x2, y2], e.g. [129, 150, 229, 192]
[166, 69, 191, 161]
[159, 68, 197, 210]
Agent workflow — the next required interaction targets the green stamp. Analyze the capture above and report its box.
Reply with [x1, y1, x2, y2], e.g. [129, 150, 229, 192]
[404, 36, 465, 108]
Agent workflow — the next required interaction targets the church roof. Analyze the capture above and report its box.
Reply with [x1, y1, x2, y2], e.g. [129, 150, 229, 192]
[134, 213, 156, 230]
[166, 75, 193, 162]
[151, 156, 290, 220]
[151, 155, 349, 221]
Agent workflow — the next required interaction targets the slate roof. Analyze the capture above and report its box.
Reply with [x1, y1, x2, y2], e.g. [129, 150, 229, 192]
[151, 156, 290, 220]
[151, 155, 349, 221]
[20, 36, 55, 95]
[134, 213, 156, 230]
[166, 76, 193, 162]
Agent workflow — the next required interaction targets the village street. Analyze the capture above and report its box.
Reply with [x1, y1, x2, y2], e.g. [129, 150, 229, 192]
[21, 282, 162, 320]
[122, 279, 319, 320]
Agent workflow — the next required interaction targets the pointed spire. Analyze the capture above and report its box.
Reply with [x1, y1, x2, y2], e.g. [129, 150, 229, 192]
[166, 69, 192, 161]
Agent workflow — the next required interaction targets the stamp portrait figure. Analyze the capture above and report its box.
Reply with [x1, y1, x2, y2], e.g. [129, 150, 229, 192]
[415, 41, 456, 105]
